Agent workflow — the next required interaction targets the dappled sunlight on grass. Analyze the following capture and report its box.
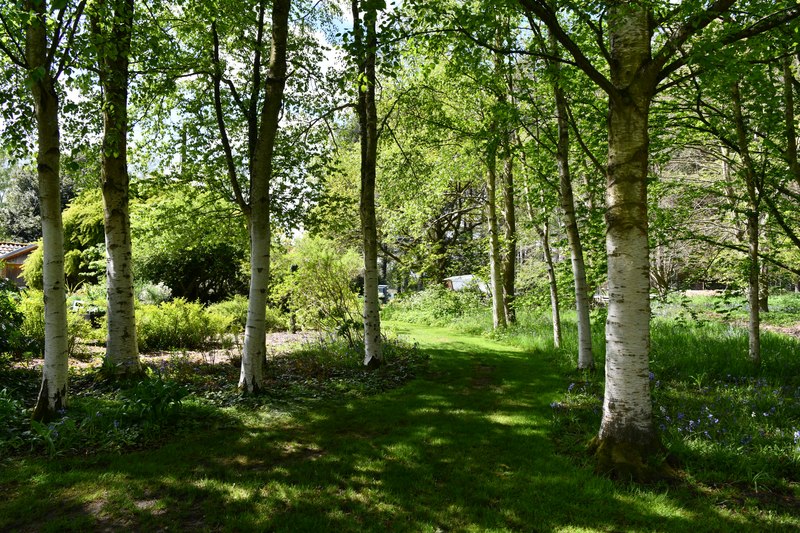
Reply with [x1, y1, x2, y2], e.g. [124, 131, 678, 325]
[1, 323, 796, 530]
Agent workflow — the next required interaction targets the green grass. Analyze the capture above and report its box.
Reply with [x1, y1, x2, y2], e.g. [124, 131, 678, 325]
[1, 322, 798, 530]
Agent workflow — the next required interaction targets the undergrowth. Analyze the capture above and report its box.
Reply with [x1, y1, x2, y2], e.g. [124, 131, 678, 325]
[0, 337, 427, 459]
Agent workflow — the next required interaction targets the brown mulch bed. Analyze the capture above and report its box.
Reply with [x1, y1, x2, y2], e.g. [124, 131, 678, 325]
[16, 330, 324, 371]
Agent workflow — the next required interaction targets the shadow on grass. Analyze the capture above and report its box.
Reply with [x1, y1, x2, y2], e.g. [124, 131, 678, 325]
[0, 326, 782, 532]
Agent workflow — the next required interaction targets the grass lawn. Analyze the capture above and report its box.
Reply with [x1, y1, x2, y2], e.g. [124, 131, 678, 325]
[1, 322, 797, 531]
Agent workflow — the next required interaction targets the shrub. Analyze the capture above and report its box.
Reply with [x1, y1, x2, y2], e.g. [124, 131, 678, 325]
[382, 285, 484, 325]
[136, 281, 172, 305]
[0, 277, 24, 356]
[17, 290, 91, 359]
[207, 295, 288, 334]
[0, 388, 27, 453]
[118, 371, 189, 421]
[136, 298, 231, 352]
[276, 237, 362, 346]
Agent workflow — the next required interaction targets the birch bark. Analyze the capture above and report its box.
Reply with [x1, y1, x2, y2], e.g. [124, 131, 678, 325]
[550, 34, 593, 370]
[239, 0, 291, 392]
[539, 219, 561, 347]
[501, 143, 517, 325]
[28, 0, 69, 421]
[353, 0, 382, 367]
[486, 140, 506, 330]
[90, 0, 140, 377]
[596, 5, 658, 455]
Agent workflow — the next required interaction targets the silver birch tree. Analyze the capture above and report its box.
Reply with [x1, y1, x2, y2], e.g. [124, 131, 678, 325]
[519, 0, 799, 476]
[88, 0, 140, 377]
[352, 0, 382, 367]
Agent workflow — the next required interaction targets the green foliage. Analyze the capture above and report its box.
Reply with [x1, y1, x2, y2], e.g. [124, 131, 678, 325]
[20, 245, 42, 290]
[0, 278, 24, 356]
[206, 295, 288, 334]
[0, 388, 27, 452]
[0, 370, 198, 458]
[382, 285, 484, 326]
[131, 185, 248, 304]
[21, 191, 106, 290]
[118, 370, 189, 422]
[276, 237, 362, 345]
[16, 290, 91, 359]
[136, 298, 231, 352]
[0, 160, 78, 243]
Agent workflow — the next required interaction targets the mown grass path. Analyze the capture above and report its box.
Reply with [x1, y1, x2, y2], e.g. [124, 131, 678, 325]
[0, 323, 791, 531]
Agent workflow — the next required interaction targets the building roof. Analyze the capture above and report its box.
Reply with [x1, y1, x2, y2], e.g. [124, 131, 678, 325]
[0, 242, 38, 261]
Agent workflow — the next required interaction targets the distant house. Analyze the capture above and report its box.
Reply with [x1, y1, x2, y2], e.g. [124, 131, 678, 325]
[443, 274, 489, 294]
[0, 242, 37, 287]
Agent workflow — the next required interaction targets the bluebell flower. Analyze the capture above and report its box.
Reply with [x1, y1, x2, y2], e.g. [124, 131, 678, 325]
[567, 383, 575, 392]
[677, 412, 685, 420]
[649, 372, 655, 381]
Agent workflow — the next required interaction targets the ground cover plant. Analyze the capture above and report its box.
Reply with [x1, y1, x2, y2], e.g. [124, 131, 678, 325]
[0, 335, 426, 460]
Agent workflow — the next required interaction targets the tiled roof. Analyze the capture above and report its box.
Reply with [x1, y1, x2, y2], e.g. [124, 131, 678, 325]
[0, 242, 37, 259]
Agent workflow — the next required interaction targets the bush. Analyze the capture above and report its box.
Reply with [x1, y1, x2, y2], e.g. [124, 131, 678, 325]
[0, 277, 24, 356]
[136, 281, 172, 305]
[136, 298, 231, 352]
[16, 290, 91, 359]
[118, 371, 189, 422]
[206, 295, 288, 334]
[382, 285, 484, 325]
[277, 237, 362, 346]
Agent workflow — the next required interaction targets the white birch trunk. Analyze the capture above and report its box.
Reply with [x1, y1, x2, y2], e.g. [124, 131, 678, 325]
[550, 34, 593, 369]
[501, 147, 517, 325]
[597, 6, 657, 450]
[540, 219, 562, 347]
[28, 0, 69, 420]
[353, 0, 382, 367]
[91, 0, 140, 376]
[239, 0, 291, 392]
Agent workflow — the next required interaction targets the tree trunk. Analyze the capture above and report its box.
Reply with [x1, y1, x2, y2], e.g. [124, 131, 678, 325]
[732, 82, 761, 367]
[486, 140, 506, 330]
[354, 0, 382, 367]
[501, 142, 517, 325]
[594, 6, 660, 472]
[539, 219, 561, 347]
[239, 0, 291, 392]
[91, 0, 140, 377]
[550, 33, 593, 370]
[785, 55, 799, 188]
[28, 0, 69, 421]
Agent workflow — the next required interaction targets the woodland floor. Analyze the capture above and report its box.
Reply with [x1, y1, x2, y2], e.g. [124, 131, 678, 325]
[1, 323, 798, 531]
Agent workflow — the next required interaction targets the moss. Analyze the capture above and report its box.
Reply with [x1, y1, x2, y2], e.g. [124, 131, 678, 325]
[588, 436, 677, 483]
